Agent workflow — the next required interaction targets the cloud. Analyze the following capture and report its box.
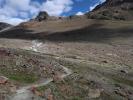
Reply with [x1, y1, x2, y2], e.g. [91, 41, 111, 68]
[6, 0, 31, 11]
[41, 0, 73, 16]
[76, 12, 84, 16]
[89, 0, 106, 11]
[89, 3, 98, 11]
[0, 0, 40, 25]
[100, 0, 106, 3]
[0, 0, 74, 25]
[0, 15, 27, 25]
[74, 0, 83, 2]
[19, 11, 29, 19]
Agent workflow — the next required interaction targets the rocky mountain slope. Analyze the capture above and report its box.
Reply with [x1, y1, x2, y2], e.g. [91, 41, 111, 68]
[0, 22, 12, 31]
[87, 0, 133, 20]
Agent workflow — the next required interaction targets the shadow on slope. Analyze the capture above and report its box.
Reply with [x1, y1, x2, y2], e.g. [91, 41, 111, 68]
[0, 27, 49, 40]
[0, 24, 133, 43]
[41, 23, 133, 42]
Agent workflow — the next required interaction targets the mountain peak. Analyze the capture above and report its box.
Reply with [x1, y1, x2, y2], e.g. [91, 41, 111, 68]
[35, 11, 49, 22]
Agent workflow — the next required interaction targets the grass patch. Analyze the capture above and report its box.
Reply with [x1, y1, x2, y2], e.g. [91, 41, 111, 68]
[36, 86, 48, 91]
[0, 68, 38, 83]
[111, 75, 133, 87]
[9, 73, 38, 83]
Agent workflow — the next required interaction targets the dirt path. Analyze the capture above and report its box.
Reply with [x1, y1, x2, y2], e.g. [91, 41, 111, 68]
[11, 65, 72, 100]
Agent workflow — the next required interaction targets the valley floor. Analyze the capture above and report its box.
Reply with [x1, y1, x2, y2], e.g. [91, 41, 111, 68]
[0, 37, 133, 100]
[0, 19, 133, 100]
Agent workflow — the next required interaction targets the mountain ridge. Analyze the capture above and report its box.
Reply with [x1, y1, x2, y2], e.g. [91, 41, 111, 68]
[87, 0, 133, 20]
[0, 22, 12, 31]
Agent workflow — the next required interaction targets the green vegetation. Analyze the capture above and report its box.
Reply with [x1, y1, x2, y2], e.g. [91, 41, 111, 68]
[36, 86, 48, 92]
[8, 73, 38, 83]
[0, 68, 38, 83]
[111, 75, 133, 87]
[36, 80, 88, 100]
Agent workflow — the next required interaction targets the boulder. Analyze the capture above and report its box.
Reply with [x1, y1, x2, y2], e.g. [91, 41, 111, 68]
[0, 76, 8, 84]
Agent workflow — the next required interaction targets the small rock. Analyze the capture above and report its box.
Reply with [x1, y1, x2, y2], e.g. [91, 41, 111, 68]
[10, 86, 17, 93]
[53, 76, 63, 83]
[44, 88, 51, 97]
[0, 76, 8, 84]
[114, 89, 127, 97]
[102, 60, 108, 63]
[88, 89, 102, 99]
[47, 94, 53, 100]
[13, 69, 18, 71]
[30, 86, 42, 97]
[120, 70, 128, 74]
[21, 64, 27, 68]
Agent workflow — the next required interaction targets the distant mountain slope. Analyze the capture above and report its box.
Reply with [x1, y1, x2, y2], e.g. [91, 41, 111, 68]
[87, 0, 133, 20]
[0, 2, 133, 41]
[0, 16, 133, 43]
[0, 22, 12, 31]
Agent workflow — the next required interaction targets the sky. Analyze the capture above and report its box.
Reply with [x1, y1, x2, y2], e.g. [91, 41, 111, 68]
[0, 0, 106, 25]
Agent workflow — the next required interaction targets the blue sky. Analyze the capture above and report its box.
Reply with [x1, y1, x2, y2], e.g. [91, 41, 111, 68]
[0, 0, 106, 25]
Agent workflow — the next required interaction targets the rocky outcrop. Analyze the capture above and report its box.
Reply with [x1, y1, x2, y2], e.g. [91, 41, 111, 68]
[104, 0, 133, 7]
[35, 11, 49, 22]
[87, 0, 133, 20]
